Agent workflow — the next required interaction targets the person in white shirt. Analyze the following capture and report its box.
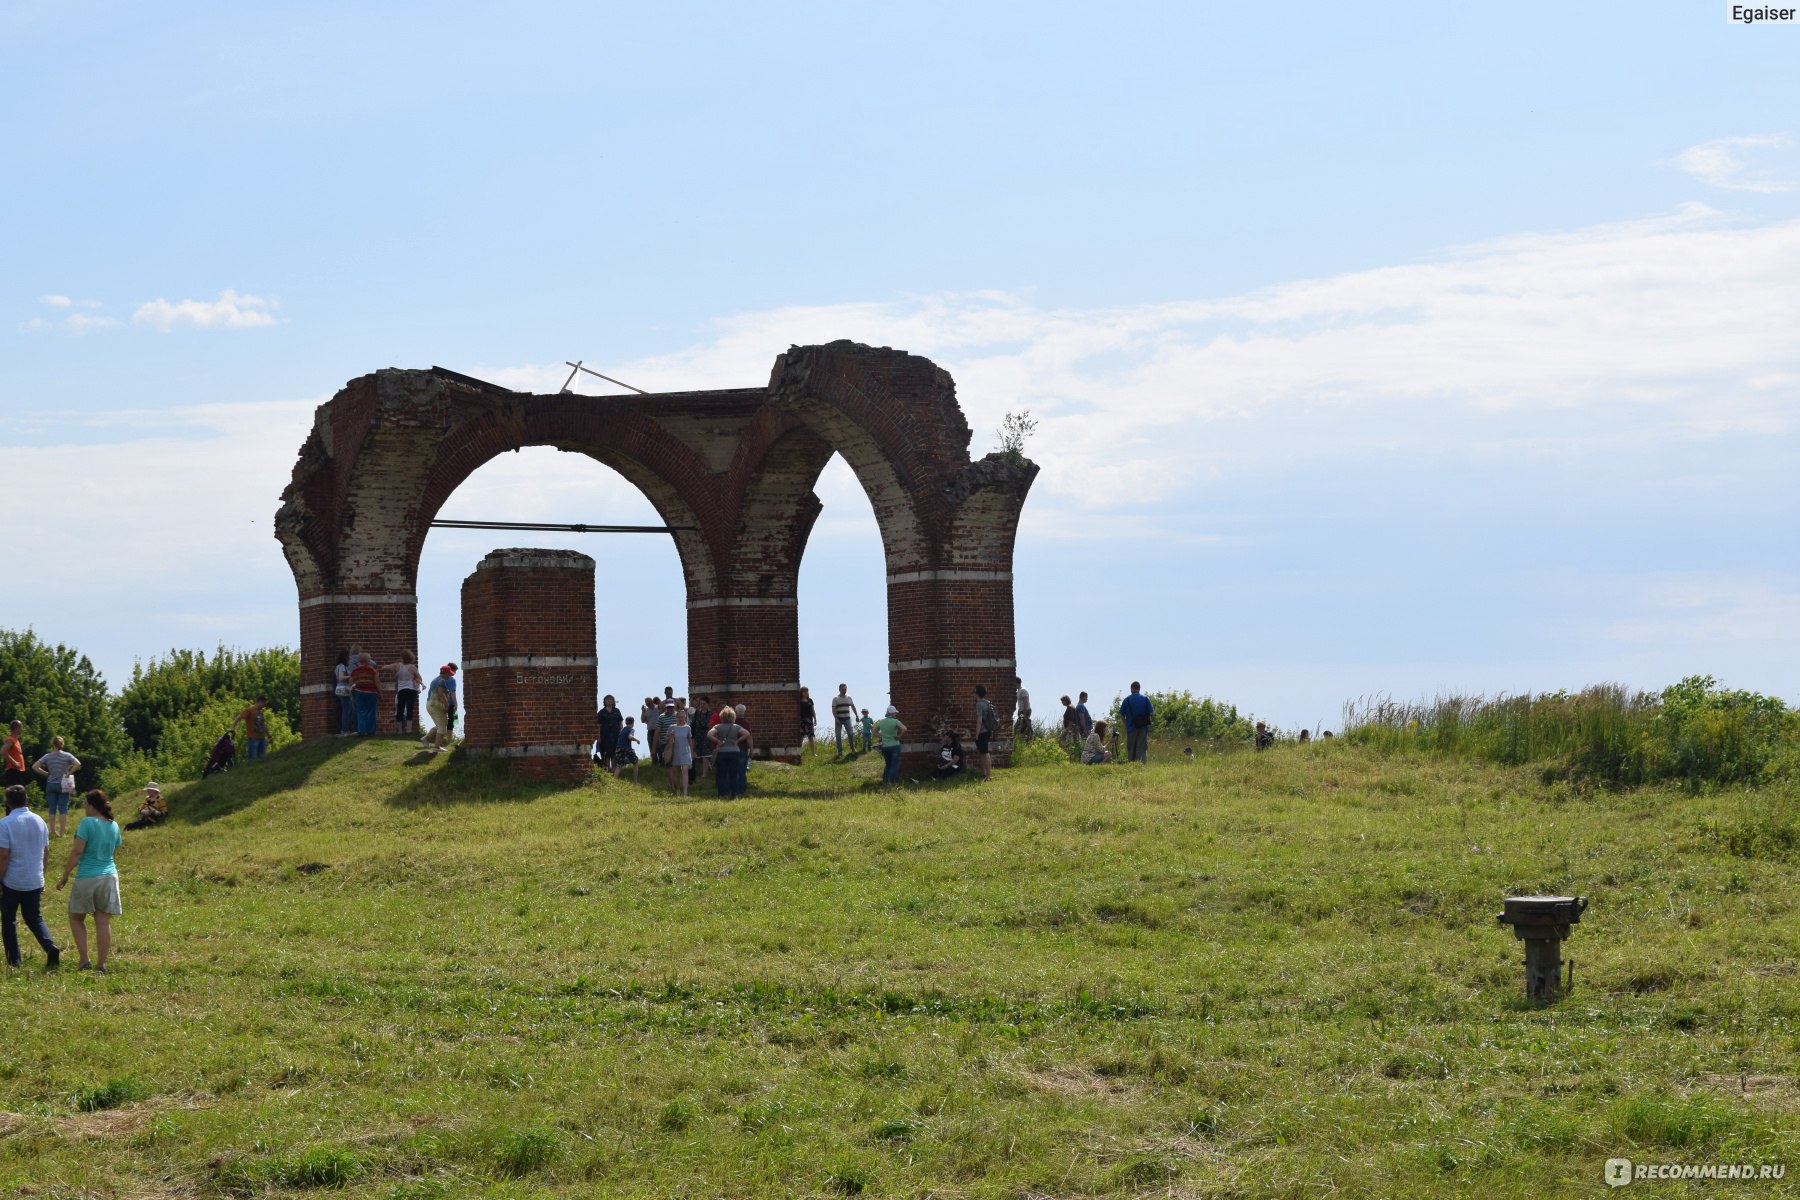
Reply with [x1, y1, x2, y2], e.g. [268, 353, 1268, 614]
[0, 784, 60, 969]
[391, 650, 423, 734]
[1013, 678, 1032, 743]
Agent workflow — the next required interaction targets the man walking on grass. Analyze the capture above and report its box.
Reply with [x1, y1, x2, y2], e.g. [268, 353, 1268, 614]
[0, 784, 59, 969]
[234, 697, 269, 760]
[1119, 681, 1154, 765]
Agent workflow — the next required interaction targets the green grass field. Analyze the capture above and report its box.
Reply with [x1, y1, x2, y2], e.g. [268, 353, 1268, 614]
[4, 737, 1799, 1198]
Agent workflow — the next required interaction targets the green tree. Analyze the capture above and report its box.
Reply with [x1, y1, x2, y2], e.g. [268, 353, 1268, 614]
[0, 627, 128, 793]
[115, 646, 300, 754]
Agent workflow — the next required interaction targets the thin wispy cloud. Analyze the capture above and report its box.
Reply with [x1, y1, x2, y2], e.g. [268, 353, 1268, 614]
[132, 288, 281, 332]
[22, 293, 117, 332]
[1667, 133, 1796, 193]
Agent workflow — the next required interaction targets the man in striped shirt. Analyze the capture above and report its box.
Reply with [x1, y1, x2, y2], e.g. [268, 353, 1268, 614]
[831, 685, 858, 755]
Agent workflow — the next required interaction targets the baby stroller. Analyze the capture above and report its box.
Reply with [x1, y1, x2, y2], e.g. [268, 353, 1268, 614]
[202, 731, 236, 778]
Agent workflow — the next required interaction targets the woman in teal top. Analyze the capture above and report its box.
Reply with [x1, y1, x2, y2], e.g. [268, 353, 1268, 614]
[56, 790, 121, 973]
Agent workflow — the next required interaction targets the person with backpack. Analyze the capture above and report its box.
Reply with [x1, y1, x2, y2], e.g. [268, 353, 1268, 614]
[1119, 681, 1154, 764]
[973, 685, 1000, 780]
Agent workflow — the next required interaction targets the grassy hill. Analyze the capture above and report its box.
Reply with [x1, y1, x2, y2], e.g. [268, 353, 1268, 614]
[4, 737, 1798, 1197]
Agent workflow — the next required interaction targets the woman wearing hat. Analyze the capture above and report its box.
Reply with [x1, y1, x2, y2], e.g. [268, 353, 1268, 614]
[124, 783, 167, 830]
[875, 706, 907, 785]
[422, 664, 458, 753]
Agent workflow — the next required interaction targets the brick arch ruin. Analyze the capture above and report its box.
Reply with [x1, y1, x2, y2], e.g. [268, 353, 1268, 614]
[275, 341, 1037, 770]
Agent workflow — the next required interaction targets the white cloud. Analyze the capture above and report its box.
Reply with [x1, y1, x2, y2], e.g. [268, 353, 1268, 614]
[553, 204, 1800, 511]
[131, 288, 281, 332]
[24, 294, 114, 332]
[1668, 134, 1796, 193]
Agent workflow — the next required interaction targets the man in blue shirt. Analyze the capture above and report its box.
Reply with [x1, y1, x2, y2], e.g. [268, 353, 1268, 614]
[1119, 681, 1154, 764]
[0, 784, 60, 969]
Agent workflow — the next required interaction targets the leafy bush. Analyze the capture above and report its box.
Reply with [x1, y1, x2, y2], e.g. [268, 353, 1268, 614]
[119, 695, 297, 787]
[0, 627, 129, 792]
[1012, 736, 1074, 767]
[1107, 690, 1256, 743]
[115, 645, 299, 754]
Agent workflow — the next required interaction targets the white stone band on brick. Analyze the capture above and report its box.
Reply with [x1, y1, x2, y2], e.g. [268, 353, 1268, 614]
[474, 552, 595, 572]
[463, 655, 599, 670]
[761, 745, 803, 757]
[686, 682, 803, 695]
[460, 744, 594, 758]
[298, 593, 418, 609]
[686, 596, 797, 610]
[300, 682, 399, 695]
[886, 569, 1013, 585]
[888, 657, 1016, 672]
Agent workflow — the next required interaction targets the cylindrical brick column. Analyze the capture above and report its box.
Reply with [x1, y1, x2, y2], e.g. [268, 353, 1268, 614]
[460, 549, 597, 783]
[685, 593, 804, 761]
[297, 590, 420, 739]
[887, 569, 1018, 770]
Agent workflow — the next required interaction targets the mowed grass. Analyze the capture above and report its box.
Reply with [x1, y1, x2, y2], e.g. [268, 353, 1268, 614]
[4, 737, 1800, 1198]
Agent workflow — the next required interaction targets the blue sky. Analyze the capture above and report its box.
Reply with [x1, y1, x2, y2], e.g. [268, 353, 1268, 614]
[4, 1, 1798, 729]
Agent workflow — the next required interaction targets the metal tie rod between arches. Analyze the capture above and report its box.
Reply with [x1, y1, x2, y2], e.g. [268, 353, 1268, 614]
[429, 520, 698, 534]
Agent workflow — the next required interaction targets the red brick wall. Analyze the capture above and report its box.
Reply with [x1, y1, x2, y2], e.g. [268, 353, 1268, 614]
[297, 592, 419, 739]
[460, 549, 597, 783]
[279, 346, 1038, 778]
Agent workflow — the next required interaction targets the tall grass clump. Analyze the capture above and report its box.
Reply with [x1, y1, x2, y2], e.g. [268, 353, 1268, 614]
[1343, 676, 1797, 789]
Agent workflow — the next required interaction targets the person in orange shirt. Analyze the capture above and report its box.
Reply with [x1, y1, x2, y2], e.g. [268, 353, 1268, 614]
[2, 721, 27, 791]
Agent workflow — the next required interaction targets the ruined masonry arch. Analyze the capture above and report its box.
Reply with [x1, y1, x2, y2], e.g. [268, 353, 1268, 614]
[275, 342, 1036, 768]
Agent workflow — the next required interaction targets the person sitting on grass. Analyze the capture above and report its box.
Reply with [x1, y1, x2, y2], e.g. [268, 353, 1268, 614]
[124, 783, 167, 831]
[612, 718, 640, 782]
[1082, 720, 1113, 765]
[933, 729, 967, 779]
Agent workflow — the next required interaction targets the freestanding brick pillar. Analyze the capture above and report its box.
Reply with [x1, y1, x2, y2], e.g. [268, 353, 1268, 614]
[277, 344, 1036, 776]
[459, 549, 597, 783]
